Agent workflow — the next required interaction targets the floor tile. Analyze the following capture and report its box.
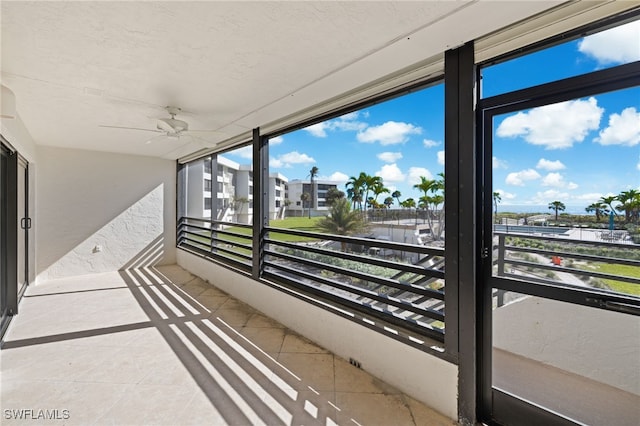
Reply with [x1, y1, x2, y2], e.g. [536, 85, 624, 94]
[280, 332, 330, 354]
[335, 392, 415, 426]
[276, 352, 336, 392]
[1, 266, 452, 426]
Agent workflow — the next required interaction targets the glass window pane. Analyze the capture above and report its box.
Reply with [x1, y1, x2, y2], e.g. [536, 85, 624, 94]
[491, 86, 640, 297]
[492, 291, 640, 425]
[264, 84, 446, 342]
[482, 19, 640, 98]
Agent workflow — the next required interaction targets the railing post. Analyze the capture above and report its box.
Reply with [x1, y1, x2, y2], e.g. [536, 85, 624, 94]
[210, 156, 218, 255]
[444, 41, 477, 425]
[252, 128, 268, 280]
[497, 234, 505, 277]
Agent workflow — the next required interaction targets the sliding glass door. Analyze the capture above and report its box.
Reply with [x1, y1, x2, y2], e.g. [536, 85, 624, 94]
[480, 64, 640, 425]
[0, 138, 30, 337]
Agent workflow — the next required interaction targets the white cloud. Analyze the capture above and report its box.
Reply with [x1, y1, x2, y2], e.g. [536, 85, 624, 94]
[303, 112, 367, 137]
[407, 167, 433, 185]
[304, 122, 328, 137]
[375, 163, 405, 182]
[357, 121, 422, 145]
[578, 20, 640, 65]
[595, 107, 640, 147]
[493, 156, 508, 169]
[270, 135, 284, 145]
[494, 189, 516, 200]
[332, 112, 368, 132]
[270, 151, 315, 168]
[437, 150, 444, 166]
[377, 151, 403, 163]
[531, 189, 570, 205]
[496, 97, 603, 149]
[575, 192, 604, 201]
[505, 169, 541, 186]
[541, 172, 578, 190]
[423, 139, 440, 148]
[230, 145, 253, 159]
[542, 172, 563, 187]
[326, 171, 349, 183]
[536, 158, 565, 171]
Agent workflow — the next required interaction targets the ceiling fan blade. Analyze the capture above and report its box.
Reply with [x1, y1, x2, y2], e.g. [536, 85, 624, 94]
[144, 134, 177, 145]
[185, 129, 226, 133]
[99, 125, 161, 133]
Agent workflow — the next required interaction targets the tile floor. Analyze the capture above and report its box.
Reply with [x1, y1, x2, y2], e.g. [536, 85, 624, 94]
[1, 265, 454, 426]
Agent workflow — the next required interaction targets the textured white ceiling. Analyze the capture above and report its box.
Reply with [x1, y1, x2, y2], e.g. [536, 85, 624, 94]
[1, 1, 561, 159]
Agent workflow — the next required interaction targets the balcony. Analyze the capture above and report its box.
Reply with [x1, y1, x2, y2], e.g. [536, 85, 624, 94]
[1, 265, 453, 425]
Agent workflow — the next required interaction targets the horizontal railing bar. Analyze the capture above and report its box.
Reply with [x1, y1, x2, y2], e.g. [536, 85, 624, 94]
[262, 268, 445, 342]
[496, 231, 635, 249]
[503, 244, 640, 267]
[504, 259, 640, 286]
[211, 237, 253, 252]
[266, 226, 443, 255]
[264, 259, 444, 321]
[179, 223, 212, 233]
[265, 238, 442, 278]
[180, 235, 211, 248]
[265, 248, 445, 301]
[180, 216, 253, 229]
[211, 228, 253, 240]
[179, 235, 252, 263]
[208, 245, 253, 262]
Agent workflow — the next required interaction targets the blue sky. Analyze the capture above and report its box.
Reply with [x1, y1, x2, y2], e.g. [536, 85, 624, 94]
[226, 20, 640, 213]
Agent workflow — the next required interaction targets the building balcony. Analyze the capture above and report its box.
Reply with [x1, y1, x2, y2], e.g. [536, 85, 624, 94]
[1, 265, 452, 426]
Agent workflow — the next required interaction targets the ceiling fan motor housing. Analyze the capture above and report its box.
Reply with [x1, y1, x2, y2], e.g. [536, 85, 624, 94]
[157, 117, 188, 133]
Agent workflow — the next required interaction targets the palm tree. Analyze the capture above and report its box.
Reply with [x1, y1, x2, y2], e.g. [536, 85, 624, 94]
[392, 190, 402, 207]
[585, 202, 606, 222]
[616, 189, 640, 223]
[413, 176, 437, 198]
[400, 198, 416, 209]
[401, 198, 417, 224]
[316, 198, 367, 251]
[383, 196, 394, 208]
[599, 195, 619, 216]
[346, 172, 367, 211]
[370, 180, 389, 206]
[413, 175, 445, 240]
[492, 191, 501, 216]
[300, 192, 310, 218]
[325, 187, 345, 206]
[308, 166, 319, 211]
[548, 200, 566, 221]
[363, 174, 383, 211]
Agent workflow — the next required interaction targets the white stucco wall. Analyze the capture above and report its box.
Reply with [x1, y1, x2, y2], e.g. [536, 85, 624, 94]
[177, 249, 458, 420]
[494, 296, 640, 395]
[36, 146, 176, 281]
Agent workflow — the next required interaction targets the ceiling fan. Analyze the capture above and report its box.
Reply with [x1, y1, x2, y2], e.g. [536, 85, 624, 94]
[100, 106, 223, 145]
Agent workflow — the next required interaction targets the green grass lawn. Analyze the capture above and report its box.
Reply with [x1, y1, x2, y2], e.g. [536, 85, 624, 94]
[595, 263, 640, 296]
[269, 216, 324, 232]
[268, 216, 324, 242]
[218, 217, 325, 243]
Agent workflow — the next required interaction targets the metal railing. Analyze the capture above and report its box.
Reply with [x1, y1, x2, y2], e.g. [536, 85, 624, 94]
[177, 217, 446, 343]
[178, 217, 253, 271]
[494, 231, 640, 304]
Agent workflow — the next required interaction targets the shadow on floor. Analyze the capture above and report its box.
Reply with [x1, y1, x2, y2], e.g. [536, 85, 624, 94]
[0, 238, 451, 425]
